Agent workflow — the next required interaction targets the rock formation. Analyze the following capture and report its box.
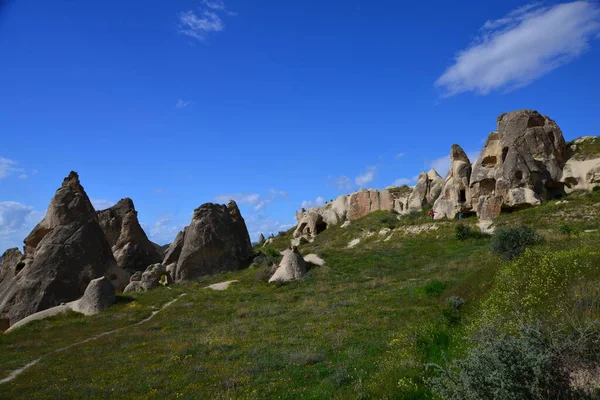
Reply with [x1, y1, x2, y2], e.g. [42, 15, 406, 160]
[70, 276, 116, 316]
[561, 137, 600, 193]
[469, 110, 566, 219]
[0, 171, 129, 325]
[166, 201, 253, 282]
[97, 198, 162, 273]
[407, 169, 444, 212]
[258, 233, 266, 246]
[124, 263, 172, 292]
[433, 145, 473, 219]
[269, 246, 307, 283]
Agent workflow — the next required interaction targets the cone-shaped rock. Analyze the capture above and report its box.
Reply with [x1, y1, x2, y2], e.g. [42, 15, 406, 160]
[433, 145, 472, 219]
[0, 171, 129, 325]
[170, 200, 253, 282]
[269, 247, 307, 282]
[97, 198, 162, 273]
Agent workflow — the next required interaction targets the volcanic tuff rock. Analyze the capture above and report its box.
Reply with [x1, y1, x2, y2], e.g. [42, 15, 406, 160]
[70, 276, 116, 316]
[124, 263, 172, 292]
[167, 201, 253, 282]
[269, 247, 307, 283]
[561, 137, 600, 193]
[97, 198, 162, 273]
[469, 110, 566, 218]
[407, 169, 444, 212]
[0, 172, 129, 325]
[433, 144, 473, 219]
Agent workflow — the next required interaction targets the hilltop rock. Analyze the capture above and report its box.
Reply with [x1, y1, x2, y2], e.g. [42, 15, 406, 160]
[124, 263, 171, 292]
[97, 198, 162, 273]
[433, 145, 473, 219]
[0, 171, 129, 325]
[469, 110, 566, 218]
[407, 169, 444, 211]
[293, 209, 327, 238]
[258, 233, 266, 246]
[171, 201, 253, 282]
[269, 247, 307, 283]
[561, 137, 600, 192]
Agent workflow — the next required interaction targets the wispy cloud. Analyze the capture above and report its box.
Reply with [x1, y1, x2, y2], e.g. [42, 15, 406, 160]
[429, 151, 480, 177]
[178, 1, 236, 42]
[395, 153, 406, 159]
[91, 199, 115, 211]
[0, 157, 22, 179]
[300, 196, 326, 210]
[0, 202, 34, 236]
[214, 193, 260, 206]
[18, 173, 28, 179]
[392, 178, 414, 187]
[245, 214, 296, 242]
[436, 1, 600, 97]
[355, 166, 377, 187]
[176, 99, 190, 108]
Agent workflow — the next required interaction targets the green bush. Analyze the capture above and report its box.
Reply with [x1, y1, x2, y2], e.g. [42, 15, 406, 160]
[427, 322, 578, 399]
[593, 185, 600, 192]
[558, 222, 577, 235]
[378, 215, 399, 229]
[490, 226, 542, 260]
[455, 223, 487, 241]
[423, 280, 447, 298]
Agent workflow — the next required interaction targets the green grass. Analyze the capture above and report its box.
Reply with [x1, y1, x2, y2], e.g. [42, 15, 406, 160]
[1, 190, 600, 398]
[566, 136, 600, 161]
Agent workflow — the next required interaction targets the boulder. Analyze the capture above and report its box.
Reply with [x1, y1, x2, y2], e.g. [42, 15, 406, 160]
[124, 263, 171, 292]
[469, 110, 566, 218]
[0, 171, 129, 325]
[172, 201, 253, 282]
[70, 276, 116, 316]
[293, 210, 327, 238]
[269, 247, 307, 283]
[433, 145, 473, 219]
[97, 198, 162, 273]
[163, 228, 186, 266]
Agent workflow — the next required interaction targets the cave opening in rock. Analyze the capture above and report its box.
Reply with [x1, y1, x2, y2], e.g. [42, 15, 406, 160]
[515, 171, 523, 180]
[502, 147, 509, 163]
[479, 179, 496, 196]
[15, 262, 25, 274]
[482, 156, 497, 168]
[459, 189, 467, 203]
[315, 219, 327, 235]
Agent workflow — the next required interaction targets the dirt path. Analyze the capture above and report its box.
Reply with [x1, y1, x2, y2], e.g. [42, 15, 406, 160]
[0, 293, 186, 385]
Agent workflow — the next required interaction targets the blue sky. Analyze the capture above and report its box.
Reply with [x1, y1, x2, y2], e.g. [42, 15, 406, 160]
[1, 0, 599, 249]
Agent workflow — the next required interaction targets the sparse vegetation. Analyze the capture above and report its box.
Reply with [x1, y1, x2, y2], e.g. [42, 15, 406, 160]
[490, 225, 542, 260]
[455, 223, 487, 240]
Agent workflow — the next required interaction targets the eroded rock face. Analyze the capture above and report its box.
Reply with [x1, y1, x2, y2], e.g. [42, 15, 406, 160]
[469, 110, 566, 218]
[0, 172, 129, 325]
[407, 169, 444, 212]
[294, 210, 327, 238]
[433, 145, 472, 219]
[269, 247, 307, 283]
[97, 198, 162, 273]
[70, 276, 116, 316]
[124, 263, 172, 292]
[163, 228, 186, 266]
[170, 201, 253, 282]
[561, 137, 600, 193]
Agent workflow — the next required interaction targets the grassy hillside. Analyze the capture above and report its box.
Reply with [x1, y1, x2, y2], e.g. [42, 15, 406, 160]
[2, 191, 600, 399]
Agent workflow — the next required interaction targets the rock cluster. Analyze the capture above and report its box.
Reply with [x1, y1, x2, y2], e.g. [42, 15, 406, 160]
[124, 263, 172, 293]
[0, 172, 130, 325]
[97, 198, 163, 273]
[163, 201, 253, 282]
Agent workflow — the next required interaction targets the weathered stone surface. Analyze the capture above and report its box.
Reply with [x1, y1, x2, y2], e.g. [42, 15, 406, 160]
[258, 233, 266, 246]
[173, 201, 253, 282]
[97, 198, 162, 273]
[407, 169, 444, 211]
[269, 247, 307, 283]
[433, 145, 472, 219]
[70, 276, 116, 316]
[293, 210, 327, 238]
[124, 263, 171, 292]
[0, 172, 129, 325]
[469, 110, 566, 218]
[0, 249, 24, 297]
[163, 228, 186, 266]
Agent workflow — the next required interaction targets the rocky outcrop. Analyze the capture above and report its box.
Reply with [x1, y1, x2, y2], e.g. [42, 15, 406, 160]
[407, 169, 444, 212]
[293, 209, 327, 238]
[433, 145, 473, 219]
[167, 201, 253, 282]
[561, 137, 600, 193]
[469, 110, 566, 218]
[269, 247, 307, 283]
[124, 263, 172, 292]
[70, 276, 116, 316]
[0, 171, 129, 325]
[97, 198, 162, 273]
[258, 233, 266, 246]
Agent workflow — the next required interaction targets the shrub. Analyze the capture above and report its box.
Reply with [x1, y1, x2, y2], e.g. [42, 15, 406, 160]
[379, 215, 399, 229]
[593, 185, 600, 192]
[558, 222, 577, 235]
[427, 322, 576, 399]
[490, 226, 542, 260]
[455, 223, 487, 240]
[423, 280, 447, 298]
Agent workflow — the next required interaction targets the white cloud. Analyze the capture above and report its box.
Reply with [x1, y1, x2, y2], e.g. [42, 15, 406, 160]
[300, 196, 326, 210]
[215, 193, 260, 206]
[176, 99, 190, 108]
[0, 157, 22, 179]
[0, 202, 34, 236]
[202, 0, 226, 10]
[429, 150, 481, 177]
[146, 218, 185, 245]
[328, 175, 353, 191]
[436, 1, 600, 97]
[316, 196, 326, 206]
[179, 10, 224, 41]
[355, 166, 376, 187]
[18, 174, 28, 179]
[395, 153, 405, 159]
[245, 214, 296, 242]
[91, 199, 115, 211]
[392, 178, 414, 186]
